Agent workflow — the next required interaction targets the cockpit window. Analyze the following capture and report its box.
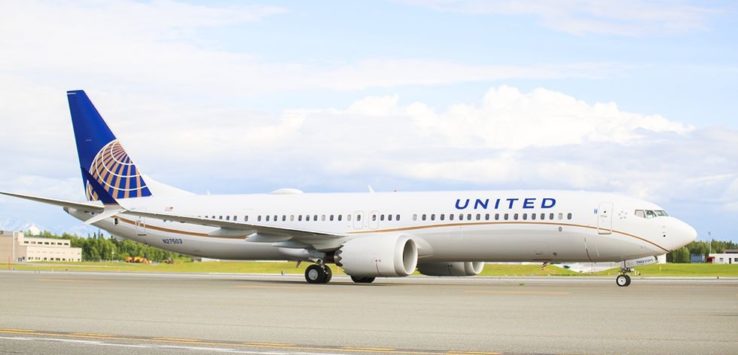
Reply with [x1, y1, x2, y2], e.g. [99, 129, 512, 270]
[635, 209, 669, 219]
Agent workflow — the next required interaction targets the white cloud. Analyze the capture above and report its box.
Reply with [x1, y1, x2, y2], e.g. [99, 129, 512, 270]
[405, 0, 717, 36]
[0, 1, 621, 97]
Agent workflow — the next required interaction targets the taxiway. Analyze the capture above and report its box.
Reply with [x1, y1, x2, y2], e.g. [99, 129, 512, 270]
[0, 271, 736, 354]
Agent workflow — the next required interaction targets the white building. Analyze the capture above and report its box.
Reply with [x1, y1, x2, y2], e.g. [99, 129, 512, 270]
[708, 249, 738, 264]
[0, 231, 82, 262]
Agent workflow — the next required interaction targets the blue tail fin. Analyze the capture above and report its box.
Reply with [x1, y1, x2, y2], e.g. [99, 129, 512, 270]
[67, 90, 152, 201]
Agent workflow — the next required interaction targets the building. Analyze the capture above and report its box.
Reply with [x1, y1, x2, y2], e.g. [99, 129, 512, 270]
[0, 231, 82, 263]
[707, 249, 738, 264]
[691, 254, 705, 263]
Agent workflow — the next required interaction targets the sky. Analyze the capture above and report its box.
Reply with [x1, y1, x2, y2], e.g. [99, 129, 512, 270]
[0, 0, 737, 241]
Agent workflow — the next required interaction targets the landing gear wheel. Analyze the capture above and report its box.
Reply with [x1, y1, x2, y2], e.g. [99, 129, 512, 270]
[350, 276, 376, 284]
[305, 264, 328, 284]
[616, 274, 631, 287]
[322, 265, 333, 283]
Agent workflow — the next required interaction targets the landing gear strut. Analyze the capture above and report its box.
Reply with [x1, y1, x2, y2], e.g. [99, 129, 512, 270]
[616, 265, 632, 287]
[305, 264, 332, 284]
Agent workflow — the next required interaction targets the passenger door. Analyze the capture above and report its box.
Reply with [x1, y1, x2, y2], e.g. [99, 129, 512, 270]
[597, 202, 613, 235]
[135, 217, 147, 237]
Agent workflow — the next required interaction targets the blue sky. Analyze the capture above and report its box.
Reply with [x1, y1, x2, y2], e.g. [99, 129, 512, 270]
[0, 0, 737, 241]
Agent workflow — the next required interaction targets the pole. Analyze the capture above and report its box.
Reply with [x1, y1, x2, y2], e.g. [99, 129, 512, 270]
[708, 231, 711, 255]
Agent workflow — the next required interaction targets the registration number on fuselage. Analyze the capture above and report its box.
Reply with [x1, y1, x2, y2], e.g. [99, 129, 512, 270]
[162, 238, 183, 245]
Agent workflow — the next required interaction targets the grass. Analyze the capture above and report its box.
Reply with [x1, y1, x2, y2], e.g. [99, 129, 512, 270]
[3, 261, 737, 277]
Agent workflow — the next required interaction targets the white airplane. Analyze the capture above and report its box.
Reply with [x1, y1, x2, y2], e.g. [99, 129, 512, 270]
[1, 90, 697, 287]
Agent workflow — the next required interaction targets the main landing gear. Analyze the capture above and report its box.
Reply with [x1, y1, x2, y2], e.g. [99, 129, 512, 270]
[305, 264, 332, 284]
[616, 265, 633, 287]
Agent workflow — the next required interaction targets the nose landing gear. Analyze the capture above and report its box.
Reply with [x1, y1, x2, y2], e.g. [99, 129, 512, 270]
[305, 263, 332, 284]
[616, 266, 633, 287]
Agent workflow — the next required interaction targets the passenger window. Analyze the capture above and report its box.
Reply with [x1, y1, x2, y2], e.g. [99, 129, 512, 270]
[440, 214, 445, 221]
[558, 213, 563, 220]
[495, 213, 499, 221]
[485, 213, 490, 221]
[513, 213, 519, 220]
[413, 214, 418, 221]
[330, 215, 334, 221]
[549, 213, 555, 220]
[388, 214, 392, 221]
[338, 215, 343, 222]
[274, 215, 278, 222]
[245, 216, 249, 222]
[467, 214, 472, 221]
[431, 214, 436, 221]
[258, 216, 262, 222]
[449, 214, 454, 221]
[422, 214, 427, 221]
[540, 213, 545, 220]
[356, 214, 361, 221]
[266, 215, 270, 222]
[226, 216, 230, 221]
[282, 215, 287, 222]
[531, 213, 536, 220]
[567, 213, 572, 220]
[504, 213, 509, 221]
[290, 215, 295, 221]
[396, 214, 400, 221]
[322, 215, 326, 221]
[522, 213, 527, 220]
[372, 214, 377, 221]
[298, 215, 302, 222]
[476, 214, 481, 221]
[380, 215, 385, 221]
[459, 213, 464, 220]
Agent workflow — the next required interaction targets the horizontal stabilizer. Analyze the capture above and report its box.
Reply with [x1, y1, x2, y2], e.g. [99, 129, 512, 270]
[0, 191, 104, 213]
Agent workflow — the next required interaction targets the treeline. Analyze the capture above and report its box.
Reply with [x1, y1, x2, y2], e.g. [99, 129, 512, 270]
[667, 239, 738, 263]
[36, 231, 179, 262]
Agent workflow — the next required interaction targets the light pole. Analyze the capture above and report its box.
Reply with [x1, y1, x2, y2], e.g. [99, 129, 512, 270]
[708, 231, 712, 255]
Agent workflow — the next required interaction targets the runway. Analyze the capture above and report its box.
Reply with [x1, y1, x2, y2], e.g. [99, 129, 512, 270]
[0, 271, 736, 355]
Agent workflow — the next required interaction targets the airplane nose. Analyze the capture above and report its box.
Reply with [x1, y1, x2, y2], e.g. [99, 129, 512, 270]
[673, 219, 697, 247]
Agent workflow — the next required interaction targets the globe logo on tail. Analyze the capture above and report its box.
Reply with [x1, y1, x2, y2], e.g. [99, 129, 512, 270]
[85, 140, 151, 201]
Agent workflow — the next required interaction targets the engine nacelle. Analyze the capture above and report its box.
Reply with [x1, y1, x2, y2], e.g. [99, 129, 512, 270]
[335, 235, 418, 277]
[417, 262, 485, 276]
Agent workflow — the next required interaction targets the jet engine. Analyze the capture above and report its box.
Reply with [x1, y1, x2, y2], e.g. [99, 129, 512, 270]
[334, 235, 418, 277]
[417, 261, 485, 276]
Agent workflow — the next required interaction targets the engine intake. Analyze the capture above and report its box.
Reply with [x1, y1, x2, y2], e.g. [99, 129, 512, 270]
[417, 262, 485, 276]
[335, 235, 418, 277]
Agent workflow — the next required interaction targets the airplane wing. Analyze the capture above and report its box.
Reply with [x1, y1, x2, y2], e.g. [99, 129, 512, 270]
[120, 208, 347, 251]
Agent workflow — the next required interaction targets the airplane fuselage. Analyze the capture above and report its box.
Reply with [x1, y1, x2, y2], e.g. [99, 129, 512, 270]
[67, 190, 691, 263]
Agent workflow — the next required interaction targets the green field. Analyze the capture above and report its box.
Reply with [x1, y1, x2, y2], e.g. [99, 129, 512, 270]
[3, 261, 737, 277]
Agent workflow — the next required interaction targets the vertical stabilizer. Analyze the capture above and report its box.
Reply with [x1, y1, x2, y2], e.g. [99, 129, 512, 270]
[67, 90, 152, 201]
